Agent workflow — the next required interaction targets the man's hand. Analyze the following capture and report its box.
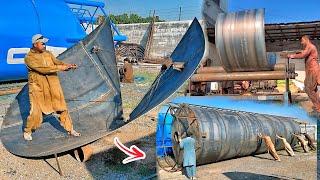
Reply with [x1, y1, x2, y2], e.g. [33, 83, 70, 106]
[65, 64, 78, 70]
[60, 65, 70, 71]
[69, 64, 78, 69]
[287, 54, 294, 59]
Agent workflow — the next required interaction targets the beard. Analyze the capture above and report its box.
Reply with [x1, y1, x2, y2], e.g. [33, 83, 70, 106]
[34, 45, 46, 53]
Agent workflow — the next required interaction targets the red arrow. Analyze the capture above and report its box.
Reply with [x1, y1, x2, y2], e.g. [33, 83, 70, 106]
[114, 137, 146, 164]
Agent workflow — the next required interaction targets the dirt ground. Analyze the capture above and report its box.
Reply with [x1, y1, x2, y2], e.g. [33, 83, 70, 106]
[0, 67, 160, 180]
[158, 148, 317, 180]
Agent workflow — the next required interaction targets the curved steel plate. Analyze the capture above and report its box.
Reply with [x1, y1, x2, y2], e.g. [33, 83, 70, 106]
[0, 19, 125, 157]
[129, 18, 205, 121]
[215, 9, 272, 72]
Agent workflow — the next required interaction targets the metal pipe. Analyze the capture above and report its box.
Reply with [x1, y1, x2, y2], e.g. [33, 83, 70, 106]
[171, 104, 300, 165]
[64, 0, 105, 8]
[196, 63, 289, 74]
[196, 66, 226, 74]
[74, 145, 93, 162]
[191, 71, 296, 82]
[215, 9, 272, 72]
[78, 16, 97, 24]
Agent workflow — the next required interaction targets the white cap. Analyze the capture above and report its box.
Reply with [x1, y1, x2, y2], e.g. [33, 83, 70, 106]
[32, 34, 49, 44]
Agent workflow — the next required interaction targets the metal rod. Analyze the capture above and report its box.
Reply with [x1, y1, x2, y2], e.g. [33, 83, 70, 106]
[190, 71, 295, 82]
[54, 154, 63, 176]
[196, 64, 288, 74]
[285, 58, 292, 104]
[196, 66, 226, 74]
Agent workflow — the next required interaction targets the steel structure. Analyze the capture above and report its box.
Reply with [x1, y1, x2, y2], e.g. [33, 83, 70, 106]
[65, 0, 127, 43]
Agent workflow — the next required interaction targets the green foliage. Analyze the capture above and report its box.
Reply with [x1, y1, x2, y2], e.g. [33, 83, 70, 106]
[276, 80, 293, 85]
[98, 13, 165, 24]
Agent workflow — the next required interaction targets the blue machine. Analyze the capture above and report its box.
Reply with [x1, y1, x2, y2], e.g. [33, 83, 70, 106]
[0, 0, 85, 82]
[156, 105, 174, 157]
[0, 0, 126, 82]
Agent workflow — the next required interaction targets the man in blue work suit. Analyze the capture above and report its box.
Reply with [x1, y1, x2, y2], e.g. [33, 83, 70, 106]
[179, 131, 196, 179]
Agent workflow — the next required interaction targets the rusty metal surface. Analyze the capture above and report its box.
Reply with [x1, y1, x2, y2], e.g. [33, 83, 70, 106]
[128, 18, 205, 121]
[215, 9, 273, 72]
[191, 70, 297, 82]
[170, 103, 301, 166]
[0, 19, 125, 157]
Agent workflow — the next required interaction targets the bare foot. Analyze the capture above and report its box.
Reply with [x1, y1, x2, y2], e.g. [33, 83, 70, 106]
[23, 132, 33, 141]
[69, 129, 81, 137]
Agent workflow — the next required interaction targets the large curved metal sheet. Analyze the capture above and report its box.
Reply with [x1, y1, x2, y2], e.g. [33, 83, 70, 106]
[215, 9, 273, 72]
[0, 19, 125, 157]
[129, 18, 205, 121]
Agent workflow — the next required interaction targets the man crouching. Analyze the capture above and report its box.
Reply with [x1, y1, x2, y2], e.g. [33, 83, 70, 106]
[258, 133, 281, 161]
[23, 34, 80, 141]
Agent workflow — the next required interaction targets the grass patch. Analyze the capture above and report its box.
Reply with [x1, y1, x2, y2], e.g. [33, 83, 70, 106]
[276, 80, 293, 85]
[134, 71, 159, 86]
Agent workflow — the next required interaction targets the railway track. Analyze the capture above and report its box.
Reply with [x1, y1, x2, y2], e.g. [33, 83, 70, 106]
[0, 81, 26, 96]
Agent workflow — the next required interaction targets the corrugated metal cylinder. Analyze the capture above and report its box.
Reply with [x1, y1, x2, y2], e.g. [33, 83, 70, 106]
[171, 104, 300, 166]
[215, 9, 273, 72]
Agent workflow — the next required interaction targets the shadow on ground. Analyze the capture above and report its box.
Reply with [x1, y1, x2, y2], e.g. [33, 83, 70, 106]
[84, 133, 157, 179]
[223, 171, 302, 180]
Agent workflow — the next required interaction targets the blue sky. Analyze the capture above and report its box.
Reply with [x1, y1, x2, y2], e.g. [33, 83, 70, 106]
[229, 0, 320, 23]
[104, 0, 320, 23]
[106, 0, 202, 21]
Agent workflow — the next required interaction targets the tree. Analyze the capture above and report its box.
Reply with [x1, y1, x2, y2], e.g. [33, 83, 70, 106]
[97, 13, 164, 24]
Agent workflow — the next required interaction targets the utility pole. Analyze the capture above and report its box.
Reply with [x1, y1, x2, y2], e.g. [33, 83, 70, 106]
[178, 6, 182, 21]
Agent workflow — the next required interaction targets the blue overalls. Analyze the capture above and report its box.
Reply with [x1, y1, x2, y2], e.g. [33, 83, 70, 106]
[180, 136, 196, 179]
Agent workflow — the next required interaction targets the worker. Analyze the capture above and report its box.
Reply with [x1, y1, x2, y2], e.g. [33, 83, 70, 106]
[179, 131, 196, 179]
[303, 133, 316, 151]
[276, 134, 295, 156]
[121, 58, 134, 83]
[292, 133, 309, 153]
[257, 133, 281, 161]
[23, 34, 80, 141]
[287, 35, 320, 113]
[160, 58, 173, 72]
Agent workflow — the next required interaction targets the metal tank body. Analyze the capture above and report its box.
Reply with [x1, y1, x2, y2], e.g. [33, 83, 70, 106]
[171, 104, 300, 166]
[215, 9, 273, 72]
[0, 0, 86, 82]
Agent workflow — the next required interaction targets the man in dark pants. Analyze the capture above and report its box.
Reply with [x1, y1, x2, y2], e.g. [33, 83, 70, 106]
[288, 35, 320, 113]
[179, 131, 196, 179]
[121, 58, 134, 83]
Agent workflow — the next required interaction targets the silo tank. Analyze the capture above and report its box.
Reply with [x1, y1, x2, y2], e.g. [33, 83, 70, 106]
[171, 104, 300, 165]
